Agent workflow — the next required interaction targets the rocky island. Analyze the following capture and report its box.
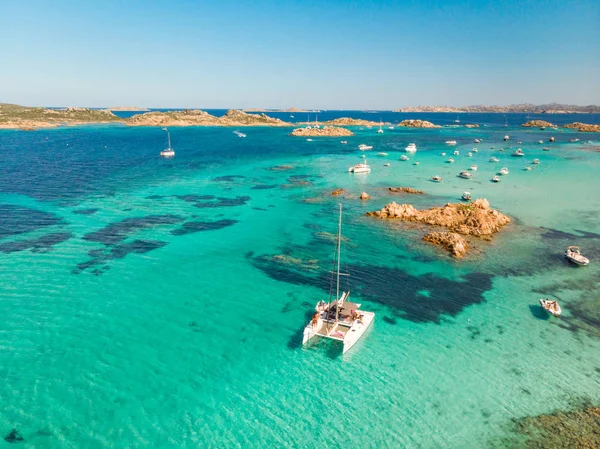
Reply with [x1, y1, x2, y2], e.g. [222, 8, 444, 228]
[394, 103, 600, 113]
[319, 118, 386, 127]
[366, 198, 510, 257]
[522, 120, 555, 128]
[398, 119, 440, 128]
[289, 126, 353, 137]
[126, 109, 292, 127]
[108, 106, 149, 111]
[0, 103, 123, 130]
[563, 122, 600, 132]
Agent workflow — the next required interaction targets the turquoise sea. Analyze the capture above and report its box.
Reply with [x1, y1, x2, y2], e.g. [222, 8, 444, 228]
[1, 113, 600, 448]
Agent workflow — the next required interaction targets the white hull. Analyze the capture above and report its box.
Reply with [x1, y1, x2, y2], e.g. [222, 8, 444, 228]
[349, 167, 371, 173]
[160, 150, 175, 157]
[302, 309, 375, 354]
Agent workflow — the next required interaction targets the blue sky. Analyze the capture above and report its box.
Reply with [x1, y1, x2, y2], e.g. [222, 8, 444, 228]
[1, 0, 599, 108]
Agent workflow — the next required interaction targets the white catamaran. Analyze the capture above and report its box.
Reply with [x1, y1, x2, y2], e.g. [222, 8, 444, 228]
[302, 205, 375, 354]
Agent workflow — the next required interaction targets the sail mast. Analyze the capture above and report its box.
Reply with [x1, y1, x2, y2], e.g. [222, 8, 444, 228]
[167, 129, 171, 149]
[335, 204, 342, 321]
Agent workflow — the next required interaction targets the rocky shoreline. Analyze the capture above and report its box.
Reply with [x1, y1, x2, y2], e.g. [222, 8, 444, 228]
[127, 109, 291, 127]
[289, 126, 353, 137]
[394, 103, 600, 113]
[398, 119, 440, 128]
[522, 120, 555, 128]
[319, 118, 386, 127]
[366, 198, 510, 257]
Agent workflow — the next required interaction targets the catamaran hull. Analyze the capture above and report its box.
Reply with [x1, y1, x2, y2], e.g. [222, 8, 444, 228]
[342, 312, 375, 354]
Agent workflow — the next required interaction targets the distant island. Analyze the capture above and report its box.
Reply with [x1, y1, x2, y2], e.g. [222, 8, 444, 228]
[242, 107, 320, 113]
[0, 103, 121, 130]
[107, 106, 149, 111]
[394, 103, 600, 114]
[126, 109, 291, 127]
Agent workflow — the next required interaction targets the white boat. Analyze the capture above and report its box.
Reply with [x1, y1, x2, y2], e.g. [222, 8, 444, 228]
[233, 130, 247, 138]
[472, 148, 478, 153]
[489, 157, 500, 162]
[306, 138, 313, 142]
[377, 122, 384, 133]
[348, 160, 371, 173]
[405, 143, 418, 153]
[503, 135, 509, 141]
[569, 138, 580, 143]
[302, 205, 375, 354]
[358, 144, 373, 150]
[384, 163, 391, 167]
[524, 166, 532, 171]
[539, 299, 562, 317]
[446, 158, 454, 163]
[340, 140, 348, 144]
[377, 152, 388, 156]
[430, 175, 443, 182]
[458, 170, 472, 179]
[499, 167, 509, 175]
[474, 139, 480, 143]
[388, 126, 394, 130]
[470, 164, 478, 171]
[549, 137, 555, 142]
[543, 147, 550, 151]
[461, 192, 472, 201]
[538, 140, 543, 144]
[454, 115, 460, 123]
[441, 152, 446, 156]
[512, 148, 525, 157]
[491, 175, 500, 182]
[467, 152, 473, 157]
[453, 150, 459, 156]
[160, 128, 175, 157]
[532, 158, 540, 164]
[564, 246, 589, 266]
[445, 140, 457, 145]
[400, 155, 410, 161]
[413, 161, 420, 165]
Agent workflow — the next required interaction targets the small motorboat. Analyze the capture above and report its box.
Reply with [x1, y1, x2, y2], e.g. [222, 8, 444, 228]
[537, 140, 543, 144]
[504, 135, 509, 141]
[470, 164, 478, 171]
[524, 166, 532, 171]
[349, 160, 372, 173]
[233, 130, 247, 138]
[458, 170, 472, 179]
[564, 246, 589, 266]
[445, 140, 457, 145]
[549, 137, 555, 142]
[512, 148, 525, 157]
[441, 152, 446, 156]
[430, 175, 443, 182]
[306, 138, 313, 141]
[467, 152, 473, 157]
[569, 138, 580, 143]
[384, 163, 391, 167]
[539, 299, 562, 317]
[461, 191, 472, 201]
[491, 175, 500, 183]
[405, 143, 417, 153]
[543, 147, 550, 151]
[340, 140, 348, 144]
[446, 158, 455, 163]
[517, 141, 522, 144]
[472, 148, 478, 153]
[388, 126, 394, 130]
[453, 150, 459, 156]
[400, 155, 410, 161]
[532, 158, 540, 165]
[358, 144, 373, 150]
[413, 161, 420, 165]
[489, 157, 500, 162]
[377, 152, 388, 156]
[474, 138, 480, 143]
[499, 167, 509, 175]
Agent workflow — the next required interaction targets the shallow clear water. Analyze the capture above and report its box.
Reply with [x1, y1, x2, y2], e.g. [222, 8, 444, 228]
[1, 116, 599, 448]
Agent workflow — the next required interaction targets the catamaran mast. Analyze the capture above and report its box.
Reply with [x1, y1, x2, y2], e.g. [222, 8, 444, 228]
[335, 203, 342, 322]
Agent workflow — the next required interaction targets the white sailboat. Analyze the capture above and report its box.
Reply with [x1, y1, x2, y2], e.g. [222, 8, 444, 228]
[377, 120, 384, 133]
[160, 128, 175, 157]
[302, 205, 375, 354]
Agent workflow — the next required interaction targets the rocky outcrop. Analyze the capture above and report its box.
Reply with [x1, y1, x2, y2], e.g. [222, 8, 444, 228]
[367, 198, 510, 236]
[289, 126, 354, 136]
[464, 124, 479, 128]
[398, 119, 440, 128]
[126, 109, 292, 127]
[563, 122, 600, 132]
[320, 118, 385, 127]
[522, 120, 555, 128]
[388, 187, 424, 194]
[108, 106, 149, 111]
[423, 232, 469, 258]
[331, 188, 345, 196]
[360, 192, 370, 200]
